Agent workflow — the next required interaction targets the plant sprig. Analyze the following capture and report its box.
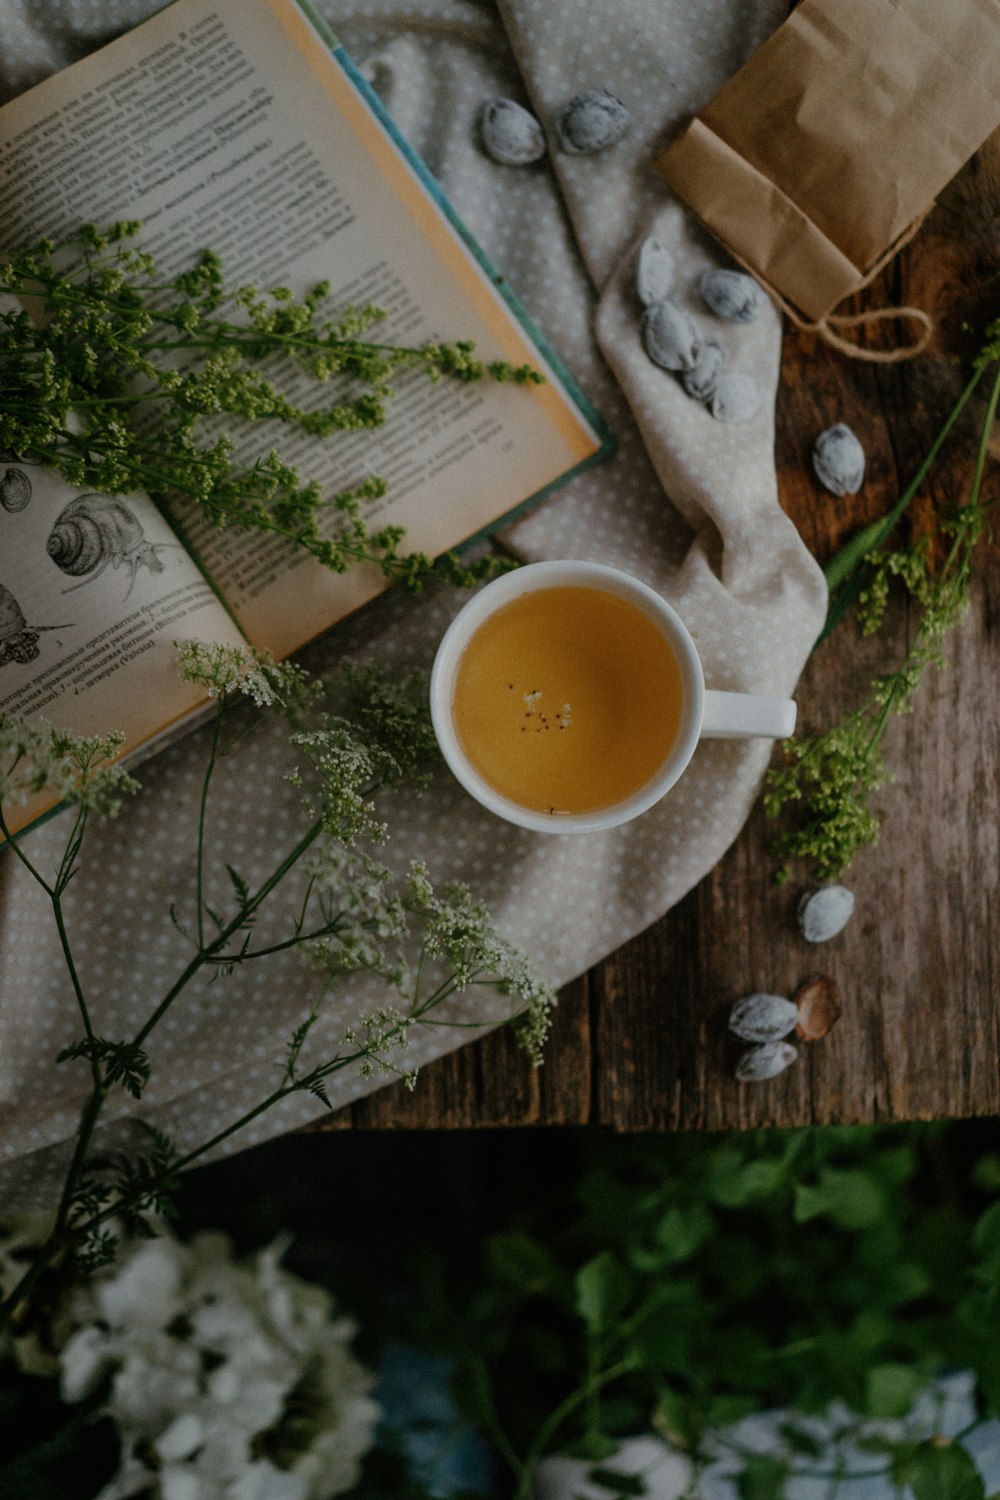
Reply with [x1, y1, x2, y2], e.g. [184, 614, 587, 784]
[765, 326, 1000, 881]
[0, 221, 541, 588]
[0, 645, 555, 1329]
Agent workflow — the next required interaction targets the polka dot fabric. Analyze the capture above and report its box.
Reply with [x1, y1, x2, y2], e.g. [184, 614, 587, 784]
[0, 0, 826, 1204]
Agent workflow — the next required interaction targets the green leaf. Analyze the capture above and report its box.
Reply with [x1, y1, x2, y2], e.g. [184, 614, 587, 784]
[586, 1466, 647, 1496]
[972, 1201, 1000, 1268]
[653, 1204, 714, 1264]
[485, 1232, 561, 1297]
[575, 1253, 631, 1335]
[870, 1144, 918, 1187]
[909, 1442, 985, 1500]
[706, 1394, 758, 1429]
[736, 1454, 789, 1500]
[562, 1432, 620, 1462]
[226, 862, 251, 907]
[972, 1155, 1000, 1192]
[704, 1149, 784, 1208]
[653, 1387, 702, 1451]
[625, 1297, 689, 1375]
[778, 1421, 824, 1459]
[793, 1168, 886, 1230]
[865, 1362, 924, 1418]
[824, 512, 898, 593]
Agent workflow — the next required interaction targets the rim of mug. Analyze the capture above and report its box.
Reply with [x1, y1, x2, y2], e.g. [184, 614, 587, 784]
[429, 561, 706, 834]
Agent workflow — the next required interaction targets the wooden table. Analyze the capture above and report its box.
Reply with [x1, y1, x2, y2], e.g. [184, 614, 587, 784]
[323, 145, 1000, 1133]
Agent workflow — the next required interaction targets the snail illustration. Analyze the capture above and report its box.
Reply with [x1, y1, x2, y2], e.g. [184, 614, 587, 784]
[0, 468, 32, 513]
[46, 494, 170, 595]
[0, 583, 71, 669]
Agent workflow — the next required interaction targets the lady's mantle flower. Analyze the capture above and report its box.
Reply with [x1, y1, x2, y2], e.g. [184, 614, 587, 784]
[58, 1229, 380, 1500]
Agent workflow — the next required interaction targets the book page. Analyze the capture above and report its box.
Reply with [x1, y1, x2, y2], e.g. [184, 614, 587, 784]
[0, 0, 607, 659]
[0, 455, 248, 834]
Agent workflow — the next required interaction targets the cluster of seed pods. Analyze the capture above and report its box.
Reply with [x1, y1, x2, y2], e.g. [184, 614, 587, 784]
[729, 886, 855, 1082]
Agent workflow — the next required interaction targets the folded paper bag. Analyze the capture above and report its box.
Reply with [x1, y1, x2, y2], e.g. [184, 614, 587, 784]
[655, 0, 1000, 360]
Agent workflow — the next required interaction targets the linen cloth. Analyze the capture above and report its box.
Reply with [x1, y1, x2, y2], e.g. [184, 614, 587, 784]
[0, 0, 826, 1204]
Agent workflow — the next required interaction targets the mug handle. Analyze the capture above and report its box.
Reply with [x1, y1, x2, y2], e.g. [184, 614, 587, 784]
[701, 690, 796, 740]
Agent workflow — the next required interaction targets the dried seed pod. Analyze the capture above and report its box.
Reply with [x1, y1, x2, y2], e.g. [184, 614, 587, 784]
[641, 300, 701, 372]
[556, 89, 630, 154]
[729, 992, 799, 1043]
[813, 423, 866, 496]
[709, 372, 761, 424]
[681, 336, 725, 401]
[797, 884, 855, 943]
[793, 974, 843, 1041]
[479, 98, 546, 166]
[700, 269, 764, 324]
[0, 468, 31, 512]
[636, 236, 675, 307]
[735, 1041, 798, 1082]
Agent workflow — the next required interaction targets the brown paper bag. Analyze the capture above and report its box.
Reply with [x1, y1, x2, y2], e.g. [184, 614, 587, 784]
[656, 0, 1000, 360]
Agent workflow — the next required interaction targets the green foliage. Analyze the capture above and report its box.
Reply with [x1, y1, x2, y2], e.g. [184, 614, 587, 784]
[56, 1038, 150, 1098]
[909, 1442, 985, 1500]
[736, 1454, 790, 1500]
[0, 222, 536, 589]
[575, 1253, 632, 1335]
[393, 1123, 1000, 1496]
[766, 323, 1000, 882]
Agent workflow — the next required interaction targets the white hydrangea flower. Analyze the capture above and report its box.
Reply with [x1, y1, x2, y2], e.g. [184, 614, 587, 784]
[53, 1228, 381, 1500]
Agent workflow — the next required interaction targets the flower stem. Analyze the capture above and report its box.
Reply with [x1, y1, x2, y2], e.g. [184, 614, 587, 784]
[818, 359, 988, 645]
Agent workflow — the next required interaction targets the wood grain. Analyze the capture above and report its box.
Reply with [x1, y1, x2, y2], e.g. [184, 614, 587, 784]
[313, 143, 1000, 1134]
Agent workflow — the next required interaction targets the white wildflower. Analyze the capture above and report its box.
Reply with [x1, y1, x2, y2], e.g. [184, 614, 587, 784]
[175, 641, 319, 717]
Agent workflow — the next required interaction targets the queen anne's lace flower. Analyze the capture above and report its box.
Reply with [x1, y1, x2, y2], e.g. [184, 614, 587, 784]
[57, 1229, 380, 1500]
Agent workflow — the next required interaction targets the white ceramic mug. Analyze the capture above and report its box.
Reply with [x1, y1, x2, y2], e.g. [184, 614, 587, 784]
[430, 560, 796, 834]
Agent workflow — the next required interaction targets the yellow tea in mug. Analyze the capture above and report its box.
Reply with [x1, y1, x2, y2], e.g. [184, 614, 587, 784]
[452, 586, 684, 816]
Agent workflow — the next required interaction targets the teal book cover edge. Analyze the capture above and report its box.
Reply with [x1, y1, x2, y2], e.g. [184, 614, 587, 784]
[295, 0, 616, 543]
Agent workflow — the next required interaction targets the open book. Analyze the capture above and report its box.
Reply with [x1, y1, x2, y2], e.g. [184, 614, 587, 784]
[0, 0, 610, 835]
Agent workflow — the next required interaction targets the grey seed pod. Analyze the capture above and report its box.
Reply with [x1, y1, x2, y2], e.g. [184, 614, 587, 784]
[797, 885, 855, 943]
[735, 1040, 798, 1082]
[709, 372, 761, 424]
[813, 423, 866, 496]
[641, 300, 701, 372]
[0, 468, 32, 512]
[479, 98, 546, 166]
[700, 269, 764, 324]
[729, 993, 799, 1043]
[556, 89, 630, 154]
[681, 336, 725, 401]
[636, 236, 675, 307]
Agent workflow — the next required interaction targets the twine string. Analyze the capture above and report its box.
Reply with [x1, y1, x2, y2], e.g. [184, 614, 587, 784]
[729, 211, 935, 362]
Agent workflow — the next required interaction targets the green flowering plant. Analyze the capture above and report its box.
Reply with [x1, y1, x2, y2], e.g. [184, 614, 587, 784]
[0, 222, 541, 588]
[765, 318, 1000, 881]
[0, 645, 555, 1337]
[373, 1125, 1000, 1500]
